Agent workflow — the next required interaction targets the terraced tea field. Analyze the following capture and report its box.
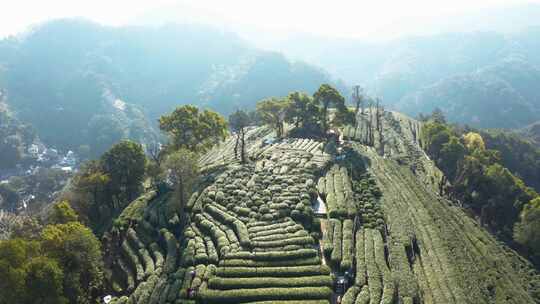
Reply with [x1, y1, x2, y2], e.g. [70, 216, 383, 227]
[106, 111, 540, 304]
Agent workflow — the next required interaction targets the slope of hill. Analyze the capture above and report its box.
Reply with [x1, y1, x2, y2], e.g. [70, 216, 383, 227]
[397, 57, 540, 129]
[251, 26, 540, 129]
[103, 110, 540, 304]
[522, 121, 540, 147]
[0, 19, 339, 156]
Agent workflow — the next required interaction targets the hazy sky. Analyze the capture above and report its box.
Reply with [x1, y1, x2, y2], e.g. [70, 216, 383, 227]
[1, 0, 538, 39]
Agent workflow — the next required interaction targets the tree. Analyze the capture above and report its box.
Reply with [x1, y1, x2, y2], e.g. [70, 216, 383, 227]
[515, 197, 540, 258]
[72, 160, 111, 228]
[159, 105, 228, 153]
[0, 239, 66, 304]
[229, 110, 251, 163]
[438, 136, 466, 181]
[0, 183, 20, 212]
[164, 149, 200, 218]
[313, 84, 346, 133]
[0, 239, 39, 303]
[422, 121, 452, 160]
[463, 132, 486, 152]
[101, 140, 146, 203]
[352, 85, 364, 115]
[24, 257, 67, 304]
[146, 159, 164, 191]
[431, 108, 446, 124]
[256, 98, 289, 138]
[49, 201, 78, 225]
[332, 104, 356, 128]
[41, 222, 103, 304]
[285, 92, 319, 128]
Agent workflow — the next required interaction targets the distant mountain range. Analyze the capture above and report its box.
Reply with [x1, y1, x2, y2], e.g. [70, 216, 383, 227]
[240, 6, 540, 129]
[0, 19, 340, 157]
[2, 12, 540, 159]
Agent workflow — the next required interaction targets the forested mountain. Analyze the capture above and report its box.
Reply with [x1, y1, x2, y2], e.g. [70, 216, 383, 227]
[522, 121, 540, 147]
[255, 27, 540, 129]
[0, 19, 339, 157]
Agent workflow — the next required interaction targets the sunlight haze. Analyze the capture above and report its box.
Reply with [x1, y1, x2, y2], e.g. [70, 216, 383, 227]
[1, 0, 538, 40]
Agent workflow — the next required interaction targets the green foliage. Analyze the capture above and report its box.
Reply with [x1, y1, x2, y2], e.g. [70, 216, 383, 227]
[40, 222, 104, 304]
[164, 149, 200, 218]
[70, 160, 111, 230]
[101, 140, 146, 202]
[228, 109, 251, 162]
[422, 120, 538, 239]
[313, 84, 346, 133]
[49, 201, 78, 224]
[24, 257, 67, 304]
[463, 132, 486, 152]
[0, 220, 102, 304]
[285, 92, 321, 134]
[0, 105, 36, 170]
[481, 130, 540, 191]
[159, 105, 228, 153]
[208, 275, 332, 290]
[421, 121, 452, 159]
[215, 265, 330, 278]
[0, 183, 20, 212]
[228, 110, 251, 133]
[255, 85, 353, 138]
[256, 98, 289, 138]
[439, 136, 466, 180]
[68, 141, 146, 232]
[515, 197, 540, 258]
[199, 286, 332, 304]
[331, 105, 356, 129]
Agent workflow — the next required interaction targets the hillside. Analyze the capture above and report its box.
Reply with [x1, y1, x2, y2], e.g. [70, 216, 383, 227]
[0, 19, 339, 157]
[103, 110, 540, 304]
[522, 121, 540, 147]
[255, 27, 540, 129]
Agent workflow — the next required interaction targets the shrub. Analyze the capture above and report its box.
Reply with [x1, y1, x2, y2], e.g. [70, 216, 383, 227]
[341, 286, 361, 304]
[149, 242, 164, 269]
[341, 219, 353, 271]
[208, 275, 332, 290]
[355, 229, 366, 286]
[138, 247, 155, 278]
[365, 229, 382, 303]
[323, 220, 335, 257]
[219, 257, 320, 267]
[215, 265, 330, 277]
[161, 229, 178, 274]
[223, 249, 317, 261]
[331, 220, 342, 267]
[121, 240, 144, 282]
[199, 286, 332, 304]
[355, 285, 370, 304]
[252, 236, 314, 248]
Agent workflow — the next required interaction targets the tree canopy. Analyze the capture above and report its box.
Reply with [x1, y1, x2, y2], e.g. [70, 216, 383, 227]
[421, 117, 539, 244]
[313, 84, 347, 133]
[256, 98, 289, 138]
[229, 109, 252, 162]
[0, 220, 103, 304]
[255, 85, 355, 139]
[101, 140, 146, 202]
[159, 105, 228, 153]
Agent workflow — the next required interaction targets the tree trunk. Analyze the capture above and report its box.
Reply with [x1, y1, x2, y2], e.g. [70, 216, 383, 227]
[240, 127, 246, 163]
[322, 102, 329, 134]
[234, 132, 240, 160]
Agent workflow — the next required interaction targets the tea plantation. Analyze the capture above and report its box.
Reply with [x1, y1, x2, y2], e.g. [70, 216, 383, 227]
[105, 109, 540, 304]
